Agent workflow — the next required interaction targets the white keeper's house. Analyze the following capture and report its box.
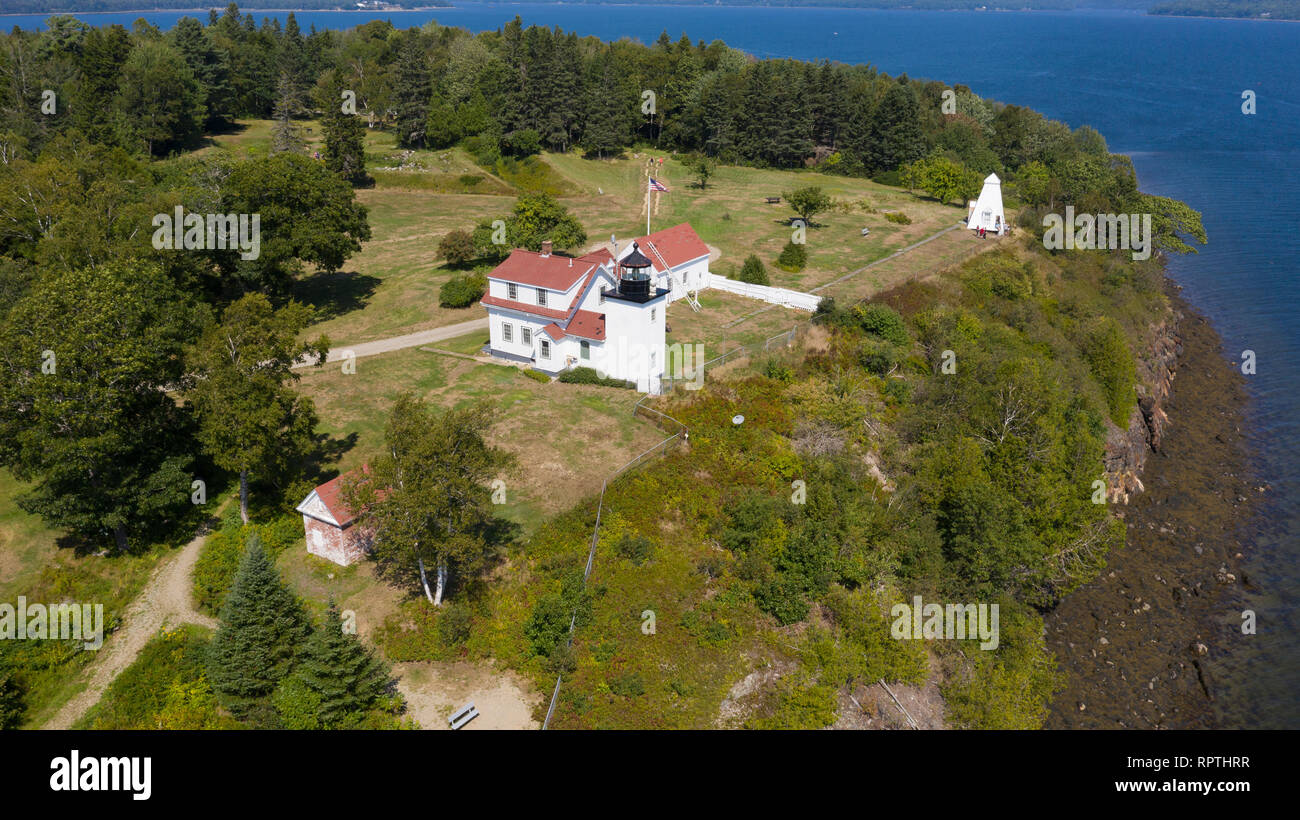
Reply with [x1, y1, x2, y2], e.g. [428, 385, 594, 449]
[480, 222, 711, 393]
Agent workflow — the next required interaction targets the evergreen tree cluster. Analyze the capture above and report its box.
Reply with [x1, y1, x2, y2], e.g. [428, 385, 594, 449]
[207, 536, 397, 727]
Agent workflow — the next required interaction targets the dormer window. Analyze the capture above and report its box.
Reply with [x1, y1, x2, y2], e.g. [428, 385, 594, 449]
[537, 289, 547, 307]
[507, 283, 518, 300]
[599, 286, 607, 305]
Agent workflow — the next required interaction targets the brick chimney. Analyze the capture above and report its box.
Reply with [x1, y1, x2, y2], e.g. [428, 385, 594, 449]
[540, 240, 552, 257]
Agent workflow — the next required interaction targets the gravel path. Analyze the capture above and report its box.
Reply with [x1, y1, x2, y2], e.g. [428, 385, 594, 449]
[292, 316, 489, 369]
[44, 521, 220, 730]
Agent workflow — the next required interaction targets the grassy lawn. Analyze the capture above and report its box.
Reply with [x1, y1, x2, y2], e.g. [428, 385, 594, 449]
[427, 329, 491, 356]
[543, 150, 963, 291]
[196, 123, 971, 352]
[296, 347, 665, 535]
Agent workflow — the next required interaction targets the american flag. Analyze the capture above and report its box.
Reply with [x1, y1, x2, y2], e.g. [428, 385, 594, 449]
[648, 177, 669, 192]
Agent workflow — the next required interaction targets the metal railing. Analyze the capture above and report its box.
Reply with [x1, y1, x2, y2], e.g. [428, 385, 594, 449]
[659, 321, 810, 393]
[541, 402, 687, 730]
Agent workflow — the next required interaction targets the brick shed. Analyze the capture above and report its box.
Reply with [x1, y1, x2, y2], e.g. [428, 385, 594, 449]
[295, 470, 371, 566]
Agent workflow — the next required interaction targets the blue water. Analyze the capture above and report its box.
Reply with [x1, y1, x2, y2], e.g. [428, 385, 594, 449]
[10, 5, 1298, 727]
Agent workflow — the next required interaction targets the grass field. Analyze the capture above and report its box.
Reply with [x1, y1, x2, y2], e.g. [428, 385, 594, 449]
[295, 346, 665, 534]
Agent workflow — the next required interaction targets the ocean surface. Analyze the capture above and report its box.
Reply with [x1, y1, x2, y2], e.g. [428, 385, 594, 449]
[9, 4, 1298, 728]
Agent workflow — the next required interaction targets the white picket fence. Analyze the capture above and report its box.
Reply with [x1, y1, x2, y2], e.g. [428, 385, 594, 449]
[707, 275, 821, 311]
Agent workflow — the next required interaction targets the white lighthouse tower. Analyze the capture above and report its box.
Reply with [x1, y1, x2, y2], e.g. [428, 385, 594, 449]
[967, 173, 1006, 235]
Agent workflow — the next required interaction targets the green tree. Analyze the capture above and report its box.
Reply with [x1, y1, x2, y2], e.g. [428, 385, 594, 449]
[0, 261, 196, 551]
[343, 395, 513, 606]
[207, 535, 310, 718]
[684, 153, 715, 189]
[473, 193, 587, 259]
[320, 85, 369, 186]
[0, 649, 24, 729]
[281, 603, 395, 728]
[223, 152, 372, 292]
[857, 81, 926, 175]
[115, 38, 206, 156]
[776, 240, 807, 273]
[186, 293, 328, 524]
[739, 254, 769, 285]
[785, 185, 832, 225]
[438, 229, 476, 267]
[908, 155, 981, 206]
[392, 37, 430, 148]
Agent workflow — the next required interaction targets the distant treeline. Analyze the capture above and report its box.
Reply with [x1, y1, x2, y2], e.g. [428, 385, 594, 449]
[0, 1, 440, 14]
[1150, 0, 1300, 17]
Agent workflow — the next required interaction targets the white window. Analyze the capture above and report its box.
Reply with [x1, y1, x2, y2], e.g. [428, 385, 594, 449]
[580, 340, 590, 360]
[537, 289, 547, 307]
[507, 283, 518, 300]
[651, 308, 656, 323]
[599, 287, 606, 305]
[502, 323, 513, 343]
[540, 339, 551, 359]
[522, 327, 532, 346]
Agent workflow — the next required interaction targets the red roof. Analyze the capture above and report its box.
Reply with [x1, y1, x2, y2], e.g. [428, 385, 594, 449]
[311, 468, 367, 527]
[633, 223, 709, 270]
[480, 294, 571, 320]
[565, 309, 606, 341]
[540, 322, 566, 340]
[488, 248, 598, 291]
[578, 247, 614, 266]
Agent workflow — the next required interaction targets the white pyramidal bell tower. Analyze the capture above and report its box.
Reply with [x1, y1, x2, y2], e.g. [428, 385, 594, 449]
[967, 173, 1006, 235]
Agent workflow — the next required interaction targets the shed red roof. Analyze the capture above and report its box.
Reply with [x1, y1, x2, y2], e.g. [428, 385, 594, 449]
[311, 468, 368, 527]
[633, 223, 709, 270]
[479, 294, 571, 320]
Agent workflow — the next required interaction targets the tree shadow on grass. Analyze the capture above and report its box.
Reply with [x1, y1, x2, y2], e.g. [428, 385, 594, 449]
[292, 270, 381, 323]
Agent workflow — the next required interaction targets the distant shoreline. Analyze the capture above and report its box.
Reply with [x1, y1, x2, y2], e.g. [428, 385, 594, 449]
[2, 5, 1297, 25]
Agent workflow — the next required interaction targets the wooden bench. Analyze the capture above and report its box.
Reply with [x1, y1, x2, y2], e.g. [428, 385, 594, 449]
[764, 196, 781, 204]
[449, 701, 479, 730]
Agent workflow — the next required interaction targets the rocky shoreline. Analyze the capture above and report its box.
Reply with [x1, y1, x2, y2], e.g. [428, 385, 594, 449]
[1045, 284, 1257, 729]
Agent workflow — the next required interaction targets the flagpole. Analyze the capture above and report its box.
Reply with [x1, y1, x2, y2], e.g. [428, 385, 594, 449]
[646, 175, 651, 236]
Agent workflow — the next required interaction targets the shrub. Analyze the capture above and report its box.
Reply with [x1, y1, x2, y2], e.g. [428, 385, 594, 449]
[522, 368, 551, 383]
[853, 303, 910, 346]
[193, 520, 299, 616]
[739, 254, 769, 286]
[438, 229, 476, 266]
[501, 128, 542, 158]
[557, 367, 634, 389]
[439, 271, 487, 308]
[437, 602, 473, 647]
[614, 533, 653, 565]
[776, 241, 807, 273]
[192, 528, 247, 615]
[754, 575, 810, 625]
[0, 652, 25, 730]
[608, 672, 645, 698]
[858, 339, 900, 376]
[1085, 320, 1137, 425]
[885, 211, 912, 225]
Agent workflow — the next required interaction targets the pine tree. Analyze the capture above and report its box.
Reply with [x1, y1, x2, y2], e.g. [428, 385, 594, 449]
[207, 535, 310, 718]
[285, 603, 394, 728]
[859, 81, 927, 175]
[0, 649, 24, 730]
[270, 70, 305, 154]
[392, 38, 430, 148]
[322, 100, 369, 186]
